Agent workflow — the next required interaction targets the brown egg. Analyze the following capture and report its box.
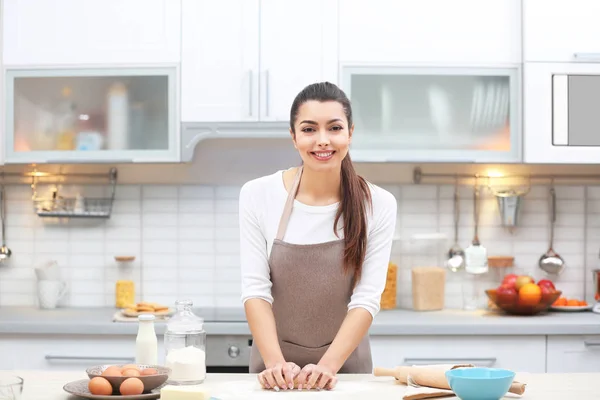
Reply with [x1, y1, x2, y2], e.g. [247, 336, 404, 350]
[140, 368, 158, 376]
[102, 366, 122, 377]
[88, 377, 113, 395]
[121, 364, 140, 372]
[122, 368, 141, 377]
[120, 377, 144, 396]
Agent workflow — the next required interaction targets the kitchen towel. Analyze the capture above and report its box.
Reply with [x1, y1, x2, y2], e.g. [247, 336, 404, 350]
[374, 364, 526, 400]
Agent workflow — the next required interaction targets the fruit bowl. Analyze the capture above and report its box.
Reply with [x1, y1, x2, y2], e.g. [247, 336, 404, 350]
[486, 289, 562, 316]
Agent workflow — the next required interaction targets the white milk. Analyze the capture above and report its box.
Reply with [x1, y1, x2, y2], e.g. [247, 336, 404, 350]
[135, 314, 158, 365]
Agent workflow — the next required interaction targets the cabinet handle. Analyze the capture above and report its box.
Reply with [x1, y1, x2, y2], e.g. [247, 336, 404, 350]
[403, 357, 497, 367]
[265, 69, 270, 118]
[583, 340, 600, 348]
[248, 70, 253, 117]
[573, 53, 600, 61]
[45, 355, 135, 362]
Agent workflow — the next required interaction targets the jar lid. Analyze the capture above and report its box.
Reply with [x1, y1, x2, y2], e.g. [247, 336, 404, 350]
[138, 314, 155, 321]
[166, 299, 204, 333]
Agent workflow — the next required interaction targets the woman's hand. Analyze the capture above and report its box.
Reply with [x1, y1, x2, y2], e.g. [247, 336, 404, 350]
[295, 363, 338, 390]
[257, 361, 301, 391]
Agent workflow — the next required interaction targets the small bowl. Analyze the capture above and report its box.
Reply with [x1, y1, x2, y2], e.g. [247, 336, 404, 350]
[445, 367, 515, 400]
[86, 364, 170, 393]
[486, 289, 562, 316]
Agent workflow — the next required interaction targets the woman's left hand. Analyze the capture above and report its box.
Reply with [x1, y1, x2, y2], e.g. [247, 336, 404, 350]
[295, 363, 337, 390]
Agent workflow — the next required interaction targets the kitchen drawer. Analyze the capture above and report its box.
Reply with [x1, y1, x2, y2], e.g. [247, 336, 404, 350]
[370, 335, 546, 373]
[523, 0, 600, 62]
[547, 335, 600, 373]
[0, 334, 165, 370]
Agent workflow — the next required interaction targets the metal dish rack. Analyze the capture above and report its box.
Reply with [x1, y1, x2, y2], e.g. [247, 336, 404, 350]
[31, 168, 118, 219]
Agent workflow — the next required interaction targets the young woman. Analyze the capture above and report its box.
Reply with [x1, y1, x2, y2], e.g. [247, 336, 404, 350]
[239, 82, 397, 391]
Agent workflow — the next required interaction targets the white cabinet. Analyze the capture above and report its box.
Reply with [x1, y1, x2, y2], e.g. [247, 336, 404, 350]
[524, 62, 600, 164]
[546, 335, 600, 373]
[340, 0, 521, 65]
[180, 0, 338, 123]
[370, 335, 546, 373]
[4, 67, 179, 164]
[523, 0, 600, 62]
[180, 0, 259, 123]
[258, 0, 338, 122]
[0, 334, 165, 370]
[2, 0, 181, 66]
[342, 66, 522, 163]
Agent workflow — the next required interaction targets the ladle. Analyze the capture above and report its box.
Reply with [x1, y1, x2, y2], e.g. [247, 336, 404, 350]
[446, 182, 465, 272]
[0, 183, 12, 262]
[538, 186, 564, 275]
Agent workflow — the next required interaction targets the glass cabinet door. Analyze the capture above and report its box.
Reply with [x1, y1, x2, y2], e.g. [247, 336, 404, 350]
[5, 67, 178, 163]
[342, 66, 521, 163]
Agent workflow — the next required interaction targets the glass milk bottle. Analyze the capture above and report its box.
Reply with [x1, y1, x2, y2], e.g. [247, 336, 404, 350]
[136, 314, 158, 365]
[164, 299, 206, 385]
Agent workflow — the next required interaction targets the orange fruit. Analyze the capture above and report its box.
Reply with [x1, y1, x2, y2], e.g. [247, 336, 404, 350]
[553, 297, 567, 306]
[567, 299, 580, 306]
[518, 283, 542, 306]
[580, 300, 588, 306]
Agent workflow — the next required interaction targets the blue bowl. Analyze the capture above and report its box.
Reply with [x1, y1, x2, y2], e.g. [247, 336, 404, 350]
[445, 367, 516, 400]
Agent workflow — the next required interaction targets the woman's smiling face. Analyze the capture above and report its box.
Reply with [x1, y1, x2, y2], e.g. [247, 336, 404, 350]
[290, 100, 353, 173]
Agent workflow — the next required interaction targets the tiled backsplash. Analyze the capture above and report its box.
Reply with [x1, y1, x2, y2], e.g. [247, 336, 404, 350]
[0, 181, 598, 310]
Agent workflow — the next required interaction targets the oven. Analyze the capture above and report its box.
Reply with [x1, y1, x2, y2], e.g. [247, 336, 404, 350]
[206, 335, 252, 373]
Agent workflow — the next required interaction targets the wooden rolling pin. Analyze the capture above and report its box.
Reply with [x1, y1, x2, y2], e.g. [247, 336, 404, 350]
[373, 366, 526, 395]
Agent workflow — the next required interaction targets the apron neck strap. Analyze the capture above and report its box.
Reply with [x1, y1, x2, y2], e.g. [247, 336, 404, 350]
[276, 166, 303, 240]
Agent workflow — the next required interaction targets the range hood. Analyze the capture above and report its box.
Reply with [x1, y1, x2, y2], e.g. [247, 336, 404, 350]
[180, 121, 290, 162]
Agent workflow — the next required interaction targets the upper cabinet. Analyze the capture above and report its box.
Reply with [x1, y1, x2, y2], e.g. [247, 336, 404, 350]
[180, 0, 338, 123]
[2, 0, 181, 66]
[4, 67, 179, 164]
[523, 0, 600, 63]
[523, 0, 600, 163]
[342, 66, 521, 163]
[335, 0, 523, 163]
[339, 0, 522, 65]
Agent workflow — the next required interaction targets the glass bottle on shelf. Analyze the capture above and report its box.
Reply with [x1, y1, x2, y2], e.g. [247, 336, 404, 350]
[164, 299, 206, 385]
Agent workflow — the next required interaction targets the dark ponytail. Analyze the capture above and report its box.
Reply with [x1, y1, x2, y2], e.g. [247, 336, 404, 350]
[290, 82, 372, 284]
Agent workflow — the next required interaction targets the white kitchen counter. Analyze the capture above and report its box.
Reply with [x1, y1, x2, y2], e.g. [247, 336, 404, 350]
[2, 370, 599, 399]
[0, 306, 599, 336]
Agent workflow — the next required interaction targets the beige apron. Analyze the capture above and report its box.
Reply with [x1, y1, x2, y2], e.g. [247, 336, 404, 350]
[249, 166, 372, 374]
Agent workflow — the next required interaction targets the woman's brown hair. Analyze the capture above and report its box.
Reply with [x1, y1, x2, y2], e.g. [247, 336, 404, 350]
[289, 82, 372, 283]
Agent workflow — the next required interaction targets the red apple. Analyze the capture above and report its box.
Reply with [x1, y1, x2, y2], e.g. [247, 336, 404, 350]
[496, 285, 518, 305]
[515, 275, 534, 290]
[540, 284, 555, 296]
[537, 279, 555, 290]
[502, 274, 518, 289]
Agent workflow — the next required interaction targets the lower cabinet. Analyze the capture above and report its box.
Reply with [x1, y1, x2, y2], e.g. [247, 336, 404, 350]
[0, 334, 165, 370]
[370, 335, 547, 373]
[546, 335, 600, 373]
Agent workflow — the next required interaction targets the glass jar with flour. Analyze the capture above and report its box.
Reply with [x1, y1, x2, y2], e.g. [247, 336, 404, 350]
[164, 299, 206, 385]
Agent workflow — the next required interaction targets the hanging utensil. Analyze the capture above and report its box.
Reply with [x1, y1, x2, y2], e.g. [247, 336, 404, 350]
[539, 185, 565, 275]
[446, 180, 465, 272]
[0, 183, 12, 262]
[465, 182, 488, 275]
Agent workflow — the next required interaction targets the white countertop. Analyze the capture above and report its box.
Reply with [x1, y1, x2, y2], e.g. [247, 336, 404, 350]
[1, 306, 600, 336]
[3, 370, 599, 399]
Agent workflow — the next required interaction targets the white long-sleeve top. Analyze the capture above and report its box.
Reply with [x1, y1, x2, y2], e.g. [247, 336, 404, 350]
[238, 169, 398, 318]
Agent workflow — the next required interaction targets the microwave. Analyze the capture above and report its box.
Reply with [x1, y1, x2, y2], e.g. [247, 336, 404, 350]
[524, 62, 600, 163]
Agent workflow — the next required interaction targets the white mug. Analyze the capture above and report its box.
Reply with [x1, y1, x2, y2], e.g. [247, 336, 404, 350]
[37, 280, 67, 309]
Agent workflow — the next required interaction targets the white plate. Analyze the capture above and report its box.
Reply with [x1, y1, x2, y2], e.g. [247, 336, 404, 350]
[550, 305, 593, 312]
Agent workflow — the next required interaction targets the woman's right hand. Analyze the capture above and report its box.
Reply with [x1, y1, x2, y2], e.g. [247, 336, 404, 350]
[257, 361, 301, 391]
